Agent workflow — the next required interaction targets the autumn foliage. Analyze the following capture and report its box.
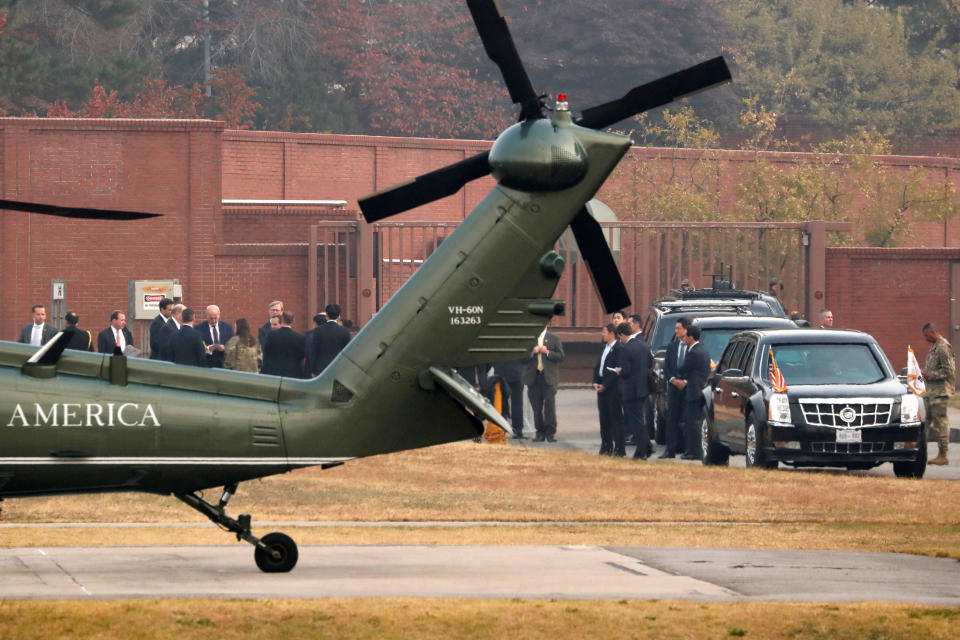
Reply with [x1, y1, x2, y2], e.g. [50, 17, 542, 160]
[44, 70, 259, 129]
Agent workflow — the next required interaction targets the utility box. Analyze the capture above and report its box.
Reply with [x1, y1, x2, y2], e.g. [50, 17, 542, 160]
[130, 280, 179, 321]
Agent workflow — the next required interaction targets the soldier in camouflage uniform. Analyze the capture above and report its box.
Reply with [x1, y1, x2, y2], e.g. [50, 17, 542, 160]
[922, 322, 955, 465]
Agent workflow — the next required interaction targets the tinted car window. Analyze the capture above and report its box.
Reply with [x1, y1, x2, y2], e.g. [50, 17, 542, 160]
[766, 343, 885, 385]
[737, 341, 756, 373]
[725, 341, 747, 373]
[718, 340, 740, 372]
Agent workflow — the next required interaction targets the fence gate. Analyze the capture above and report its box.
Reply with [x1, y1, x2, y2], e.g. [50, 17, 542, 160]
[366, 220, 824, 328]
[308, 221, 359, 324]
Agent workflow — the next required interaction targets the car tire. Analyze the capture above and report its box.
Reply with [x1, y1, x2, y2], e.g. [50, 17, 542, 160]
[744, 414, 777, 470]
[700, 409, 729, 466]
[893, 427, 927, 479]
[653, 400, 666, 445]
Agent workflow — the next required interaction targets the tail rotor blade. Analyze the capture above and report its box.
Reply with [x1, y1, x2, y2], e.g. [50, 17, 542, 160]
[466, 0, 539, 114]
[0, 199, 161, 220]
[570, 207, 631, 313]
[358, 151, 491, 222]
[577, 56, 732, 130]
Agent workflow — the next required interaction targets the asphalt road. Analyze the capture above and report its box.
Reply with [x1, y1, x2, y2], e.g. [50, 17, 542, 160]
[2, 544, 958, 603]
[520, 388, 960, 480]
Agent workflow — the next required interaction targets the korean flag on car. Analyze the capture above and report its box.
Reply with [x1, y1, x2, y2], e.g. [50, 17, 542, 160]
[906, 346, 926, 396]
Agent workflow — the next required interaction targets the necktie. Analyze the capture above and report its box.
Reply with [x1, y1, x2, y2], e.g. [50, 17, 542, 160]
[213, 324, 219, 344]
[678, 343, 686, 367]
[537, 333, 545, 372]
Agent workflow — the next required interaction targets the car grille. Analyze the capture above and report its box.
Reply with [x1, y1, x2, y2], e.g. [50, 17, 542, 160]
[811, 442, 888, 454]
[799, 399, 893, 428]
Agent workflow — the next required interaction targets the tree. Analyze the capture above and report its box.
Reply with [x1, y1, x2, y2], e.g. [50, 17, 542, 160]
[725, 0, 960, 140]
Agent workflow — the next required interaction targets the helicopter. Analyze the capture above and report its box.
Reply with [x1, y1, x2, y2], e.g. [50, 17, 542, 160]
[0, 0, 730, 572]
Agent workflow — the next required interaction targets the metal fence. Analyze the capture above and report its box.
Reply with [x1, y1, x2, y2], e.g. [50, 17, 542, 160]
[363, 221, 812, 327]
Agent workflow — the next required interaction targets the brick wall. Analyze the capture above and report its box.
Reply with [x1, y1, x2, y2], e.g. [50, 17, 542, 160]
[825, 247, 960, 369]
[3, 119, 960, 368]
[0, 118, 223, 346]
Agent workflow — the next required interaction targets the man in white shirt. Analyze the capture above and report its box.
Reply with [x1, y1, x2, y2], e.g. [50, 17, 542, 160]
[18, 304, 57, 346]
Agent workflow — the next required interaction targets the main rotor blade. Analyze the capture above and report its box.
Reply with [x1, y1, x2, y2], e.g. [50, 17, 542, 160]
[0, 199, 161, 220]
[466, 0, 538, 110]
[358, 151, 491, 222]
[569, 207, 631, 314]
[577, 56, 732, 130]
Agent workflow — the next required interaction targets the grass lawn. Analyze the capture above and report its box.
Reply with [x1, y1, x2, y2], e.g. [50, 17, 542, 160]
[2, 442, 957, 559]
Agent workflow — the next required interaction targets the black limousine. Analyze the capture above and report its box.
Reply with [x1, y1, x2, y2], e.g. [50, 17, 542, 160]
[701, 328, 927, 477]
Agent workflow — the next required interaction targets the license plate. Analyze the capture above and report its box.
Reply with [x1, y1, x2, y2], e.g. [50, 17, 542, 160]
[836, 430, 862, 444]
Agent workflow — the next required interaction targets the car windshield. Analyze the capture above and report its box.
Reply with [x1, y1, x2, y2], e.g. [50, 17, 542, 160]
[699, 329, 743, 362]
[765, 343, 886, 385]
[650, 318, 680, 353]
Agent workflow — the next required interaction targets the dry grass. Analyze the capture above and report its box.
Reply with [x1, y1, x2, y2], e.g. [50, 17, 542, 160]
[0, 600, 958, 640]
[2, 443, 958, 557]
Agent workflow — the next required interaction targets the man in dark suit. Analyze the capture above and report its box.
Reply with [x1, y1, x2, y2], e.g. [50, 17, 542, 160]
[258, 300, 284, 346]
[660, 316, 692, 458]
[494, 359, 526, 438]
[163, 307, 207, 367]
[149, 298, 174, 360]
[304, 313, 326, 376]
[593, 323, 625, 456]
[18, 304, 57, 346]
[616, 322, 653, 459]
[63, 311, 94, 351]
[97, 310, 134, 355]
[262, 310, 307, 378]
[310, 303, 351, 375]
[156, 304, 185, 362]
[672, 323, 712, 460]
[522, 326, 564, 442]
[194, 304, 233, 368]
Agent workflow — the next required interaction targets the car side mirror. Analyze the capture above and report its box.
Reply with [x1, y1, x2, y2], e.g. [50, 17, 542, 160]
[720, 368, 743, 378]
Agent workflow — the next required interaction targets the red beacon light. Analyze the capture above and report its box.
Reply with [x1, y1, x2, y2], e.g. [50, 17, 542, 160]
[555, 93, 569, 111]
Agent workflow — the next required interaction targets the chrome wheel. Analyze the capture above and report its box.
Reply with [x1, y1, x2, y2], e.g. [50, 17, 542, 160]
[700, 415, 711, 463]
[745, 421, 758, 467]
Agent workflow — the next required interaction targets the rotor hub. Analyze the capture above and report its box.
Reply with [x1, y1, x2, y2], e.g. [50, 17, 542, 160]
[488, 118, 588, 192]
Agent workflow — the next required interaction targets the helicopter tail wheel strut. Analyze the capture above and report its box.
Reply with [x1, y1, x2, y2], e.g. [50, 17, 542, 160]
[175, 486, 299, 573]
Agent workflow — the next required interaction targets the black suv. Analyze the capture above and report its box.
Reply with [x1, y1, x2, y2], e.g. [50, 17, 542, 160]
[701, 328, 927, 477]
[644, 309, 795, 443]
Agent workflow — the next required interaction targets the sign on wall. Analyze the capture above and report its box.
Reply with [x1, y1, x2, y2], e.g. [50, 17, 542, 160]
[129, 280, 179, 321]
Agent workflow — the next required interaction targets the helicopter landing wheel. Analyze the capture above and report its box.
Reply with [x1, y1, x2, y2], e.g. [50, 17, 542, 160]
[254, 532, 299, 573]
[176, 489, 300, 573]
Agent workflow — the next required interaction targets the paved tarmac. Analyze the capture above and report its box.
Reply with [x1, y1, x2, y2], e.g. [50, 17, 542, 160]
[3, 388, 957, 602]
[2, 544, 958, 603]
[520, 388, 960, 480]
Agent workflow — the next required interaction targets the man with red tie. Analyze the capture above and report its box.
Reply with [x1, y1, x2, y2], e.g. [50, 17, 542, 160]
[97, 310, 134, 355]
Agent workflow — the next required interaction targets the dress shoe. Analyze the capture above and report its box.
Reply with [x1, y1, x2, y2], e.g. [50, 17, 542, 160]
[633, 450, 650, 460]
[511, 433, 526, 440]
[614, 450, 626, 458]
[680, 454, 699, 460]
[599, 447, 612, 456]
[533, 435, 545, 442]
[546, 435, 556, 442]
[658, 452, 676, 459]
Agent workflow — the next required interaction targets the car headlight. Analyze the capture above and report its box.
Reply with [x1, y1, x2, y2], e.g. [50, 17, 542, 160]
[900, 394, 921, 425]
[768, 393, 791, 425]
